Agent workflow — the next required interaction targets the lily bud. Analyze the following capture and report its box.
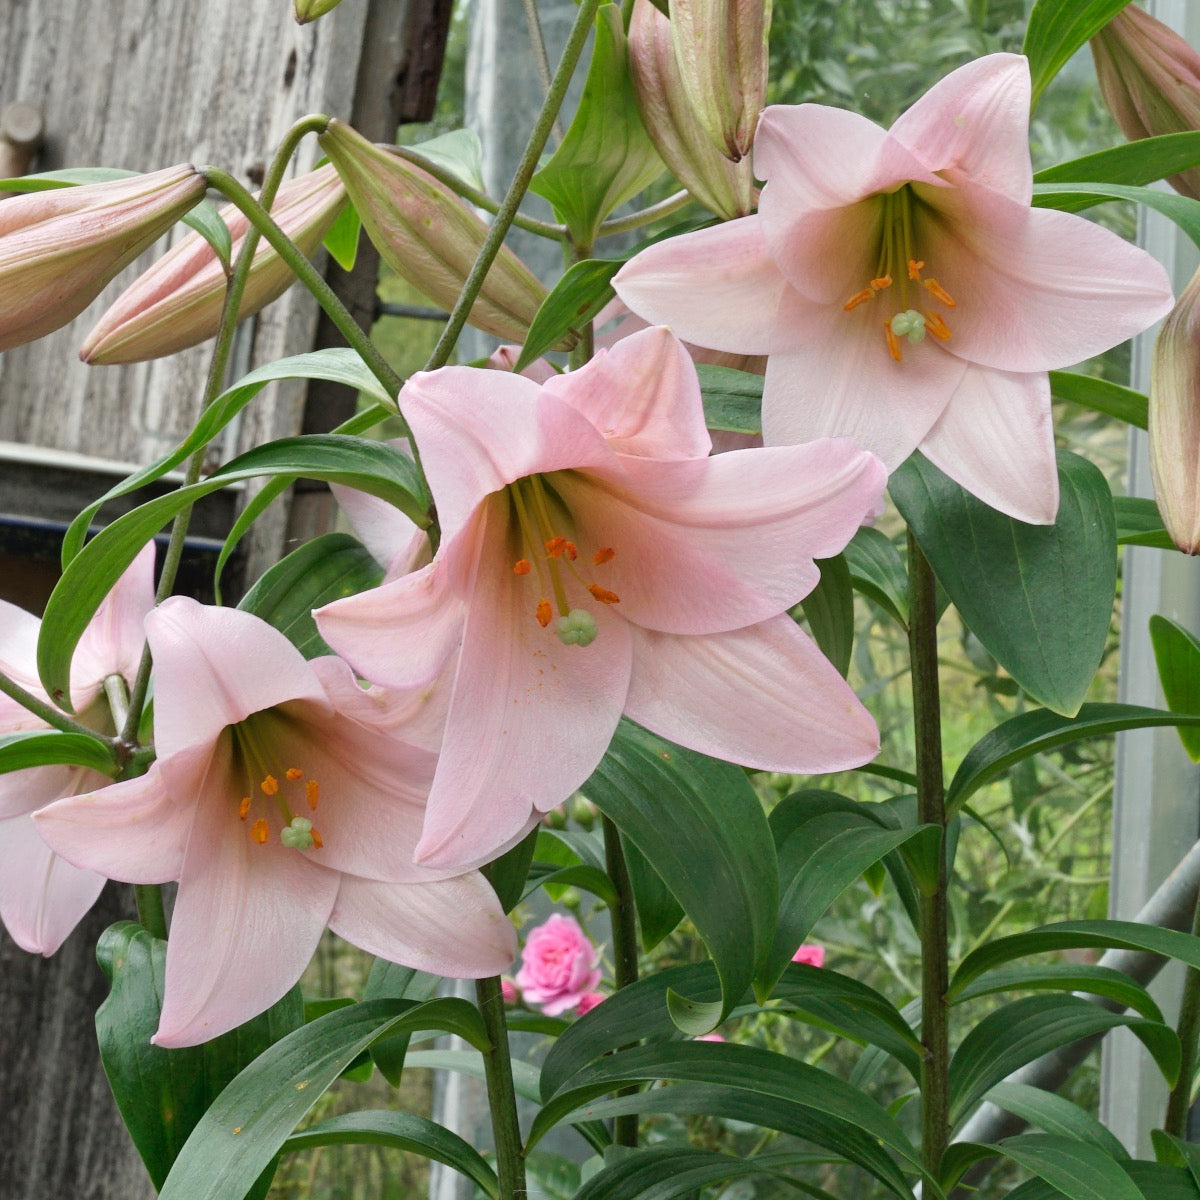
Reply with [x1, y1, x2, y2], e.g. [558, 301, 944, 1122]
[1150, 264, 1200, 553]
[318, 120, 548, 343]
[294, 0, 343, 22]
[668, 0, 770, 163]
[81, 164, 346, 364]
[628, 0, 755, 219]
[1092, 4, 1200, 200]
[0, 164, 205, 353]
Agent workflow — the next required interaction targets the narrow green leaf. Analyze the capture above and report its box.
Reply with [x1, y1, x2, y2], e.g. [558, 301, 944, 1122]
[945, 703, 1200, 815]
[1032, 181, 1200, 249]
[362, 960, 439, 1085]
[322, 201, 361, 271]
[529, 4, 664, 245]
[694, 364, 763, 434]
[158, 998, 488, 1200]
[1050, 370, 1148, 429]
[1150, 616, 1200, 760]
[1004, 1162, 1199, 1200]
[619, 833, 684, 951]
[582, 721, 778, 1032]
[1035, 132, 1200, 212]
[998, 1133, 1147, 1200]
[0, 729, 118, 776]
[952, 919, 1200, 995]
[62, 348, 394, 564]
[40, 436, 428, 707]
[237, 533, 383, 658]
[182, 200, 233, 269]
[282, 1111, 498, 1199]
[483, 824, 539, 912]
[95, 922, 304, 1192]
[799, 554, 854, 678]
[844, 526, 908, 626]
[515, 257, 620, 372]
[573, 1148, 826, 1200]
[523, 863, 619, 907]
[984, 1082, 1131, 1162]
[955, 962, 1165, 1022]
[948, 995, 1179, 1123]
[0, 167, 139, 189]
[892, 451, 1116, 717]
[1023, 0, 1134, 106]
[1115, 496, 1174, 549]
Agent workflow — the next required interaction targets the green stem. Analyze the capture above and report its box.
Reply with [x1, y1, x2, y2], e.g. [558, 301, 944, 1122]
[597, 189, 693, 238]
[0, 669, 106, 739]
[475, 976, 527, 1200]
[603, 816, 641, 1148]
[907, 530, 949, 1181]
[135, 883, 168, 941]
[423, 0, 604, 372]
[1166, 891, 1200, 1137]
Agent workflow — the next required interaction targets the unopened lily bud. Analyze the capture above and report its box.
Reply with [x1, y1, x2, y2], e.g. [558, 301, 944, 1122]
[1092, 5, 1200, 200]
[628, 0, 755, 219]
[668, 0, 770, 163]
[1151, 265, 1200, 553]
[319, 120, 548, 343]
[294, 0, 343, 22]
[81, 164, 346, 364]
[0, 164, 205, 353]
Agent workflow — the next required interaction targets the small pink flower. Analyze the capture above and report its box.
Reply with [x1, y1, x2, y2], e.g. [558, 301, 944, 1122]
[515, 914, 602, 1016]
[792, 943, 826, 968]
[500, 977, 520, 1005]
[696, 1032, 726, 1042]
[575, 990, 605, 1016]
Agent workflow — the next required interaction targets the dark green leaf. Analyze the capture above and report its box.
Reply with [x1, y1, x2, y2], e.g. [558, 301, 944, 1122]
[799, 554, 854, 678]
[158, 998, 489, 1200]
[948, 995, 1178, 1124]
[997, 1133, 1147, 1200]
[583, 721, 777, 1032]
[515, 257, 621, 373]
[1035, 132, 1200, 211]
[524, 863, 618, 907]
[95, 922, 304, 1192]
[1006, 1162, 1200, 1200]
[282, 1111, 497, 1198]
[1115, 496, 1174, 549]
[844, 526, 908, 626]
[1050, 370, 1147, 429]
[955, 962, 1165, 1022]
[984, 1082, 1130, 1162]
[237, 533, 383, 658]
[483, 824, 540, 912]
[529, 4, 664, 245]
[573, 1148, 826, 1200]
[892, 451, 1116, 717]
[1023, 0, 1134, 106]
[695, 364, 763, 434]
[620, 833, 684, 951]
[1150, 616, 1200, 760]
[362, 961, 440, 1085]
[945, 703, 1200, 815]
[1032, 181, 1200, 249]
[0, 729, 118, 776]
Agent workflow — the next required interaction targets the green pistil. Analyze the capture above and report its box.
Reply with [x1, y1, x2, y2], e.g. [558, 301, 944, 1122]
[280, 816, 315, 850]
[890, 309, 927, 344]
[556, 609, 598, 647]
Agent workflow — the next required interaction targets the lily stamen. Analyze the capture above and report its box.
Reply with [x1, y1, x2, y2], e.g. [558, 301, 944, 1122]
[923, 278, 956, 307]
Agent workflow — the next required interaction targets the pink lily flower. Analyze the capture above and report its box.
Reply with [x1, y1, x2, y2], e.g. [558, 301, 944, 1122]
[315, 327, 886, 871]
[613, 53, 1174, 524]
[35, 598, 515, 1047]
[0, 546, 155, 955]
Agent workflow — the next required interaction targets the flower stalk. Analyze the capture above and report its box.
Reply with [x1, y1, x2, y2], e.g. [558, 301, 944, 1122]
[603, 815, 641, 1148]
[475, 975, 528, 1200]
[1164, 889, 1200, 1137]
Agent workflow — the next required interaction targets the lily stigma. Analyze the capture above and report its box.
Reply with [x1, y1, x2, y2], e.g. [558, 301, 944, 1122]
[230, 715, 324, 850]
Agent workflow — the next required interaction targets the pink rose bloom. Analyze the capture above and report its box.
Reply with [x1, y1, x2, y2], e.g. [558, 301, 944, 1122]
[575, 990, 605, 1016]
[792, 943, 826, 968]
[515, 914, 602, 1016]
[614, 54, 1173, 524]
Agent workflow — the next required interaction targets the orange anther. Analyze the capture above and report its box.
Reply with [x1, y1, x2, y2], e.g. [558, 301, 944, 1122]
[513, 559, 531, 576]
[536, 599, 553, 627]
[563, 541, 578, 561]
[870, 275, 892, 291]
[250, 819, 269, 845]
[593, 546, 615, 565]
[545, 536, 568, 558]
[306, 779, 319, 810]
[907, 258, 925, 280]
[843, 288, 875, 312]
[588, 584, 621, 605]
[311, 827, 324, 849]
[923, 278, 956, 307]
[885, 322, 902, 363]
[260, 774, 279, 796]
[239, 796, 252, 821]
[285, 767, 303, 781]
[925, 312, 952, 340]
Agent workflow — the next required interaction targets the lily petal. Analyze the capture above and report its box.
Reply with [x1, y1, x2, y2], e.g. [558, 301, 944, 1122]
[330, 873, 517, 977]
[920, 365, 1059, 524]
[623, 615, 880, 772]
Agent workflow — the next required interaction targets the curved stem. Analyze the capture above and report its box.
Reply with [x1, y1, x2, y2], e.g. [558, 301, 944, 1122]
[597, 189, 694, 238]
[519, 0, 563, 146]
[908, 530, 949, 1181]
[475, 976, 527, 1200]
[603, 816, 641, 1148]
[0, 669, 105, 739]
[1165, 892, 1200, 1137]
[424, 0, 605, 372]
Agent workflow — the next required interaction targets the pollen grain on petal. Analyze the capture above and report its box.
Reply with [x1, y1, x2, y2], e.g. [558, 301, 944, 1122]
[593, 546, 615, 565]
[513, 558, 532, 575]
[250, 818, 269, 845]
[536, 599, 553, 627]
[587, 583, 621, 605]
[260, 774, 279, 796]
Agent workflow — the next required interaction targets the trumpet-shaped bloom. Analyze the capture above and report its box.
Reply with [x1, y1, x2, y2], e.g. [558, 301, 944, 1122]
[0, 545, 156, 954]
[614, 54, 1174, 524]
[35, 598, 515, 1046]
[316, 327, 886, 871]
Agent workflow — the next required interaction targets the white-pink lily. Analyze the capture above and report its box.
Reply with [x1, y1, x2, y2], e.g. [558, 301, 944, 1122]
[315, 327, 886, 871]
[0, 545, 155, 955]
[35, 598, 515, 1047]
[613, 53, 1174, 524]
